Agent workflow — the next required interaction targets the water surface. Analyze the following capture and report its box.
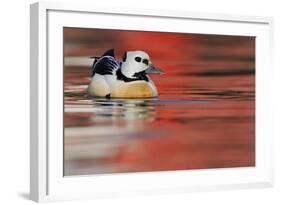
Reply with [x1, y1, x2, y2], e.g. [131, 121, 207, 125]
[63, 28, 255, 176]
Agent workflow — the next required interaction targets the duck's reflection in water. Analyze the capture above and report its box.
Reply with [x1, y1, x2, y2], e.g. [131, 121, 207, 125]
[90, 98, 157, 123]
[64, 98, 167, 176]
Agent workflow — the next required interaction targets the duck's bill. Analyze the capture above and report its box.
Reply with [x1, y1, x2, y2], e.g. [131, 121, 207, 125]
[145, 65, 165, 75]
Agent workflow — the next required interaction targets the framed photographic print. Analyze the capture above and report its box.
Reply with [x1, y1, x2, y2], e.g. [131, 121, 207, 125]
[30, 2, 274, 202]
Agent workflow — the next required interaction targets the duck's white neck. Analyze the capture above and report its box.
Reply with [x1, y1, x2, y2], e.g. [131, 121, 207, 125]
[120, 62, 138, 78]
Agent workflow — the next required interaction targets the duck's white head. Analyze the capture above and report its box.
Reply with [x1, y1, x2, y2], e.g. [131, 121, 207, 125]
[121, 51, 165, 78]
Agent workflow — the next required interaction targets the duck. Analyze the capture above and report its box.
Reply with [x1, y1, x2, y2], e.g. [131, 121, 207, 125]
[87, 49, 165, 98]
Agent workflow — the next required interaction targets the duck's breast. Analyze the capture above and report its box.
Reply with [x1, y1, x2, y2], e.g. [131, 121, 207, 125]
[111, 81, 158, 98]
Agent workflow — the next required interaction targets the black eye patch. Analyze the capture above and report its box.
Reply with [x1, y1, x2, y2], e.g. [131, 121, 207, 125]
[142, 59, 149, 65]
[135, 56, 142, 62]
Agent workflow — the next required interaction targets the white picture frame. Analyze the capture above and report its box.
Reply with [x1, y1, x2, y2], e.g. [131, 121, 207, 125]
[30, 1, 274, 202]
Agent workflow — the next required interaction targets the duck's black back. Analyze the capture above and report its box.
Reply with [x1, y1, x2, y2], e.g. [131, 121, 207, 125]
[91, 49, 120, 77]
